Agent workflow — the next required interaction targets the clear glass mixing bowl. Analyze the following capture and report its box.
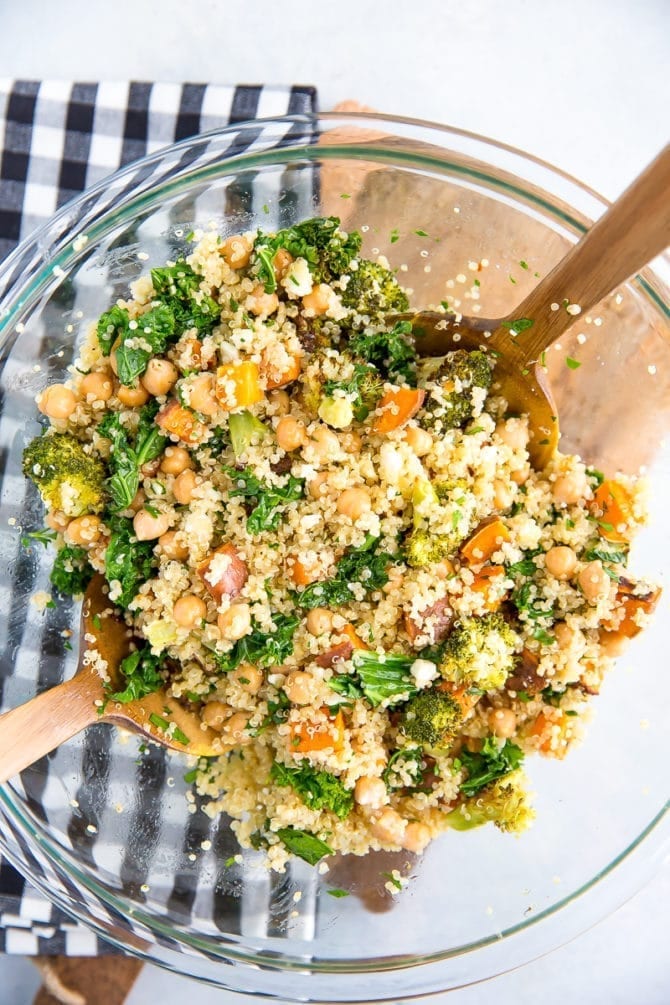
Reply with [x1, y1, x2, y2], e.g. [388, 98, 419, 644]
[0, 113, 667, 1002]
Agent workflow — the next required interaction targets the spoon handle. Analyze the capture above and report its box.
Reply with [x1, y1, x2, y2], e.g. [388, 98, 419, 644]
[501, 143, 670, 361]
[0, 673, 100, 785]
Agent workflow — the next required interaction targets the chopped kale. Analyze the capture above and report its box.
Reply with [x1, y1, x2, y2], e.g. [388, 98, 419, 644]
[276, 826, 333, 866]
[459, 737, 525, 796]
[104, 516, 156, 609]
[224, 466, 304, 534]
[270, 761, 354, 819]
[108, 645, 164, 703]
[214, 614, 299, 672]
[348, 320, 417, 385]
[50, 545, 93, 596]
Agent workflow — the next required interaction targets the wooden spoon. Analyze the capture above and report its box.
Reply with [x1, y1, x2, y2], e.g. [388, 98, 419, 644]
[403, 144, 670, 469]
[0, 575, 223, 784]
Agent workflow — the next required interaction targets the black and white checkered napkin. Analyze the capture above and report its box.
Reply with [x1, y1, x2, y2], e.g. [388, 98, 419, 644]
[0, 79, 317, 956]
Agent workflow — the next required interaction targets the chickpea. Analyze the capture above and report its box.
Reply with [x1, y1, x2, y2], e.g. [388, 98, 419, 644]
[488, 707, 518, 738]
[578, 560, 611, 604]
[39, 384, 77, 420]
[158, 530, 189, 561]
[552, 471, 588, 506]
[267, 389, 290, 416]
[495, 416, 529, 452]
[220, 710, 252, 744]
[302, 284, 331, 316]
[370, 807, 407, 846]
[336, 487, 371, 521]
[306, 607, 335, 636]
[188, 373, 218, 416]
[553, 621, 576, 648]
[219, 233, 252, 269]
[402, 821, 431, 854]
[403, 425, 433, 457]
[284, 670, 314, 705]
[46, 510, 69, 532]
[201, 700, 232, 731]
[598, 629, 630, 658]
[246, 284, 279, 317]
[173, 593, 207, 628]
[217, 603, 252, 642]
[308, 472, 329, 499]
[545, 545, 577, 580]
[133, 508, 170, 541]
[305, 425, 340, 465]
[160, 446, 193, 476]
[354, 776, 387, 810]
[173, 468, 198, 505]
[383, 565, 404, 594]
[128, 489, 146, 514]
[434, 558, 455, 579]
[272, 247, 293, 280]
[141, 358, 178, 397]
[342, 430, 363, 454]
[493, 478, 514, 511]
[229, 663, 263, 695]
[117, 382, 150, 407]
[511, 462, 530, 486]
[80, 371, 113, 403]
[276, 415, 307, 451]
[65, 514, 103, 547]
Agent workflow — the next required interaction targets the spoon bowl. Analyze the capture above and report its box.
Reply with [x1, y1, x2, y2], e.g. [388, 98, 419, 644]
[0, 575, 222, 784]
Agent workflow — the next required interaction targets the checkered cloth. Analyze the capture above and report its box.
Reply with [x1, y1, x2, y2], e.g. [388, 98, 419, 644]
[0, 79, 317, 956]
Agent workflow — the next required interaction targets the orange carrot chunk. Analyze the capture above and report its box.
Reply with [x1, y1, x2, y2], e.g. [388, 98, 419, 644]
[260, 350, 302, 390]
[603, 580, 661, 638]
[590, 480, 635, 543]
[156, 400, 207, 444]
[373, 387, 426, 433]
[290, 708, 345, 753]
[460, 519, 511, 566]
[215, 361, 264, 410]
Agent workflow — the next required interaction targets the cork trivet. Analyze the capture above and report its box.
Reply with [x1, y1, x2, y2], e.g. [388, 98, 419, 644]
[32, 956, 143, 1005]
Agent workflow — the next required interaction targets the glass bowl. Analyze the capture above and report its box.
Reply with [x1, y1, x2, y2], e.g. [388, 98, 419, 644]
[0, 113, 667, 1002]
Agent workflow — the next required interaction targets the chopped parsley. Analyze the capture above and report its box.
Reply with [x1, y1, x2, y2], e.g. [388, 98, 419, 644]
[500, 318, 534, 334]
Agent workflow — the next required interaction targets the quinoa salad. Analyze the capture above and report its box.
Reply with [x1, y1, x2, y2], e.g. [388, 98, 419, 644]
[22, 216, 661, 872]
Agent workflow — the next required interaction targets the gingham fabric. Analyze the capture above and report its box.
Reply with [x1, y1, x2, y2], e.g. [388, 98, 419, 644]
[0, 80, 317, 957]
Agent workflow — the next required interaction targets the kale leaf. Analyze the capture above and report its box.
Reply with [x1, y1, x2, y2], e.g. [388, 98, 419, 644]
[459, 737, 524, 796]
[50, 545, 93, 596]
[348, 320, 417, 385]
[276, 826, 334, 866]
[98, 403, 167, 512]
[224, 466, 304, 534]
[108, 645, 164, 703]
[214, 614, 299, 672]
[270, 761, 354, 819]
[104, 516, 156, 609]
[150, 261, 221, 334]
[296, 536, 392, 610]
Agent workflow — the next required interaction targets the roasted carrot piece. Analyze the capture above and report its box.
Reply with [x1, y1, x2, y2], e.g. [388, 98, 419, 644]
[469, 564, 507, 610]
[460, 519, 511, 566]
[341, 623, 370, 651]
[215, 361, 264, 410]
[435, 682, 480, 717]
[603, 581, 661, 638]
[290, 708, 345, 753]
[260, 349, 302, 390]
[373, 387, 426, 433]
[288, 556, 320, 586]
[590, 480, 635, 543]
[156, 400, 207, 444]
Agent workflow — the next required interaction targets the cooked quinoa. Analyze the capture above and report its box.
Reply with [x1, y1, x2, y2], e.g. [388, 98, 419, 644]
[24, 216, 661, 872]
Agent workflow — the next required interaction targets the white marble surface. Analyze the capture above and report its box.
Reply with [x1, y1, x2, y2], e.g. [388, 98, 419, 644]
[0, 0, 668, 1002]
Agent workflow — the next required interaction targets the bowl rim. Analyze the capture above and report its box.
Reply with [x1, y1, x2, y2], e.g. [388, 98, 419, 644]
[0, 110, 668, 999]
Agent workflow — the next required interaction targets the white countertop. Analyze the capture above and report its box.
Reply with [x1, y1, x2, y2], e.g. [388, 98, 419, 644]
[0, 0, 668, 1002]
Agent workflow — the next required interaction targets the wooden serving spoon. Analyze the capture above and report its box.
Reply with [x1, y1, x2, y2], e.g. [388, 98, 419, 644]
[0, 575, 223, 784]
[403, 143, 670, 469]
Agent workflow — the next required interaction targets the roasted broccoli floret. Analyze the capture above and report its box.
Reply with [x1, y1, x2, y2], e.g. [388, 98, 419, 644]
[439, 613, 519, 691]
[22, 432, 106, 517]
[420, 349, 493, 431]
[341, 259, 409, 320]
[446, 770, 535, 834]
[405, 528, 455, 569]
[400, 688, 463, 748]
